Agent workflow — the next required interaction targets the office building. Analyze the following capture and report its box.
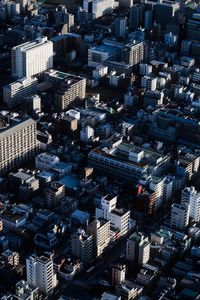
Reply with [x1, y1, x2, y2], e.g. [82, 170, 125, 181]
[181, 186, 200, 223]
[12, 37, 53, 78]
[54, 74, 86, 112]
[87, 218, 110, 257]
[122, 42, 144, 67]
[3, 77, 38, 108]
[187, 13, 200, 40]
[126, 232, 150, 265]
[154, 1, 180, 29]
[139, 63, 152, 76]
[171, 203, 189, 230]
[112, 263, 126, 286]
[0, 115, 39, 174]
[26, 254, 57, 295]
[112, 17, 127, 39]
[71, 229, 93, 264]
[44, 182, 65, 208]
[130, 4, 144, 29]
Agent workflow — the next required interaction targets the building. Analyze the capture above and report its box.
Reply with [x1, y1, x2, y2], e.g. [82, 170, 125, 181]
[87, 218, 110, 257]
[112, 263, 126, 286]
[154, 1, 180, 29]
[80, 125, 94, 143]
[96, 195, 130, 236]
[122, 42, 144, 67]
[35, 152, 60, 171]
[1, 249, 19, 266]
[112, 17, 127, 39]
[89, 142, 169, 184]
[71, 229, 93, 264]
[187, 13, 200, 40]
[26, 254, 57, 295]
[171, 203, 189, 230]
[54, 74, 86, 112]
[181, 186, 200, 223]
[141, 76, 157, 91]
[130, 4, 144, 29]
[23, 94, 41, 116]
[12, 37, 53, 78]
[116, 280, 143, 300]
[139, 63, 152, 76]
[83, 0, 115, 19]
[126, 232, 150, 265]
[15, 280, 39, 300]
[3, 77, 38, 108]
[44, 182, 65, 208]
[0, 115, 39, 174]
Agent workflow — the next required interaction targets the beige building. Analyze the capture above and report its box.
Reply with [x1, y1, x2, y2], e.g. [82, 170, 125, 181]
[44, 182, 65, 208]
[0, 115, 39, 174]
[87, 218, 110, 257]
[112, 263, 126, 286]
[126, 232, 150, 265]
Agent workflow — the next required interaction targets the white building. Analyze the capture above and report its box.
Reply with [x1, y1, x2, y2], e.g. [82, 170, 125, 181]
[3, 77, 38, 108]
[96, 195, 130, 236]
[35, 152, 60, 171]
[141, 76, 157, 91]
[171, 203, 189, 230]
[112, 263, 126, 286]
[80, 125, 94, 143]
[181, 186, 200, 223]
[26, 254, 57, 295]
[12, 36, 53, 78]
[164, 32, 178, 47]
[126, 232, 150, 265]
[83, 0, 115, 19]
[92, 65, 108, 80]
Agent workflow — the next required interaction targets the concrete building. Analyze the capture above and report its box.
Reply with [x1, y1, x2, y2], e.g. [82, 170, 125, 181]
[181, 186, 200, 223]
[44, 182, 65, 208]
[112, 263, 126, 286]
[71, 229, 93, 264]
[1, 249, 19, 266]
[54, 74, 86, 112]
[83, 0, 115, 19]
[0, 115, 39, 174]
[35, 152, 60, 171]
[171, 203, 189, 230]
[141, 76, 157, 91]
[112, 17, 127, 39]
[96, 195, 130, 236]
[87, 218, 110, 257]
[126, 232, 150, 265]
[26, 254, 57, 295]
[122, 42, 144, 67]
[3, 77, 38, 108]
[12, 37, 53, 78]
[15, 280, 39, 300]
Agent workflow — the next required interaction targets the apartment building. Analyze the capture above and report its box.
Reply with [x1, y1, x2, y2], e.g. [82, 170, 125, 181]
[87, 218, 110, 257]
[126, 232, 150, 265]
[71, 229, 93, 264]
[0, 115, 39, 174]
[3, 77, 38, 108]
[12, 36, 53, 78]
[171, 203, 189, 230]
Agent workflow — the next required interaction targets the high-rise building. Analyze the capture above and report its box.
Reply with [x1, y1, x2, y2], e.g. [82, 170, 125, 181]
[71, 229, 93, 264]
[112, 17, 127, 39]
[171, 203, 189, 230]
[3, 77, 38, 108]
[181, 186, 200, 223]
[126, 232, 150, 265]
[122, 42, 144, 67]
[154, 1, 180, 29]
[112, 263, 126, 286]
[0, 115, 39, 174]
[26, 254, 58, 295]
[130, 4, 144, 29]
[187, 13, 200, 40]
[141, 76, 157, 91]
[84, 0, 115, 19]
[12, 37, 53, 78]
[87, 218, 110, 257]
